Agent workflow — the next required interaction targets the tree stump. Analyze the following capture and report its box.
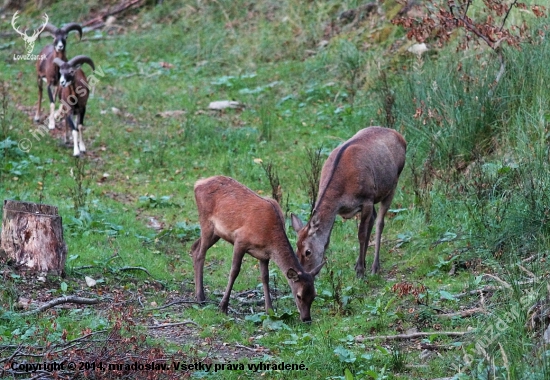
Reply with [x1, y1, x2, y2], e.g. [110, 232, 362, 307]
[0, 200, 67, 275]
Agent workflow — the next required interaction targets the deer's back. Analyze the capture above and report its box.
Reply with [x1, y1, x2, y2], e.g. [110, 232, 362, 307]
[194, 176, 287, 249]
[318, 127, 406, 205]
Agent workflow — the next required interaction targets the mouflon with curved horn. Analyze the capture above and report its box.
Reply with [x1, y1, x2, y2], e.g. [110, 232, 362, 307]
[53, 55, 95, 157]
[34, 21, 82, 129]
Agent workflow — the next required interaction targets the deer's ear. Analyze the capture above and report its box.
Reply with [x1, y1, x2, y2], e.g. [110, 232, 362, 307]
[309, 259, 326, 277]
[309, 213, 321, 234]
[286, 268, 300, 282]
[291, 213, 303, 232]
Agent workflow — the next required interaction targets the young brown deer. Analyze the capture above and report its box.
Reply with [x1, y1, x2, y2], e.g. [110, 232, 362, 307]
[291, 127, 407, 278]
[191, 175, 324, 322]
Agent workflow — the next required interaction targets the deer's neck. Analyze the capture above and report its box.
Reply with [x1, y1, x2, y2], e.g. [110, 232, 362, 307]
[270, 238, 302, 274]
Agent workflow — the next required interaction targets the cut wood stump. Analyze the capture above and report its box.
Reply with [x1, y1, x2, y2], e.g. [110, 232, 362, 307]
[0, 200, 67, 275]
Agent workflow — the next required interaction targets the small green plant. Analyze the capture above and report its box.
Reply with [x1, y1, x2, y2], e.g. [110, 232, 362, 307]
[335, 40, 366, 105]
[138, 195, 178, 209]
[258, 102, 275, 142]
[260, 160, 282, 204]
[389, 345, 406, 372]
[300, 145, 324, 215]
[65, 209, 124, 238]
[334, 345, 357, 363]
[378, 71, 396, 130]
[68, 156, 92, 216]
[0, 81, 26, 185]
[244, 309, 294, 331]
[154, 221, 201, 243]
[324, 269, 354, 314]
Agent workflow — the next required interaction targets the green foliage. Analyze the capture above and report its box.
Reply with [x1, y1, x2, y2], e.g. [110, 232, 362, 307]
[138, 194, 178, 209]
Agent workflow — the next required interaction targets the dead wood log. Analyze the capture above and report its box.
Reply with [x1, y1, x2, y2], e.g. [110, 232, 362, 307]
[0, 200, 67, 275]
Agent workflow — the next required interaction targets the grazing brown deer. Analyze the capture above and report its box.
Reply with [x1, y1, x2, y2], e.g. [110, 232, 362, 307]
[291, 127, 407, 278]
[191, 175, 324, 322]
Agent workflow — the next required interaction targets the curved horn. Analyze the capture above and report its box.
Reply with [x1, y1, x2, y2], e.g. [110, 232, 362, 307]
[53, 57, 65, 67]
[67, 55, 95, 71]
[61, 23, 82, 40]
[42, 23, 58, 35]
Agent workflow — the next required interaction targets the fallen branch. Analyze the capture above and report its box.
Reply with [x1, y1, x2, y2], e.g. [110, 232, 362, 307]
[146, 321, 198, 329]
[355, 331, 470, 342]
[117, 266, 152, 277]
[240, 298, 265, 306]
[73, 265, 97, 270]
[55, 329, 110, 349]
[449, 277, 539, 301]
[437, 307, 485, 319]
[483, 273, 511, 288]
[80, 36, 118, 43]
[121, 71, 162, 79]
[0, 329, 109, 355]
[20, 296, 101, 316]
[83, 0, 145, 27]
[234, 289, 258, 297]
[517, 264, 536, 278]
[420, 342, 456, 351]
[0, 345, 21, 365]
[454, 285, 500, 299]
[147, 299, 214, 311]
[522, 255, 537, 263]
[83, 23, 106, 32]
[235, 344, 258, 352]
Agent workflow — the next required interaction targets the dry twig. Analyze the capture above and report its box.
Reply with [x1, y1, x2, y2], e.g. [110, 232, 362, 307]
[235, 344, 257, 352]
[453, 281, 536, 300]
[483, 273, 511, 288]
[20, 296, 101, 316]
[146, 321, 198, 329]
[517, 264, 536, 278]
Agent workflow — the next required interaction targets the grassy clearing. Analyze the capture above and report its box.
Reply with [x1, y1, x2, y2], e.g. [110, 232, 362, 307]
[1, 0, 550, 379]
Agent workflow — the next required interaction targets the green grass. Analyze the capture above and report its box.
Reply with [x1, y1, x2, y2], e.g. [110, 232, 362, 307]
[1, 0, 550, 379]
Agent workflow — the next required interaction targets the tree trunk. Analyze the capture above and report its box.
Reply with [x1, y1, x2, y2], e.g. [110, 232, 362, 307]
[0, 200, 67, 275]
